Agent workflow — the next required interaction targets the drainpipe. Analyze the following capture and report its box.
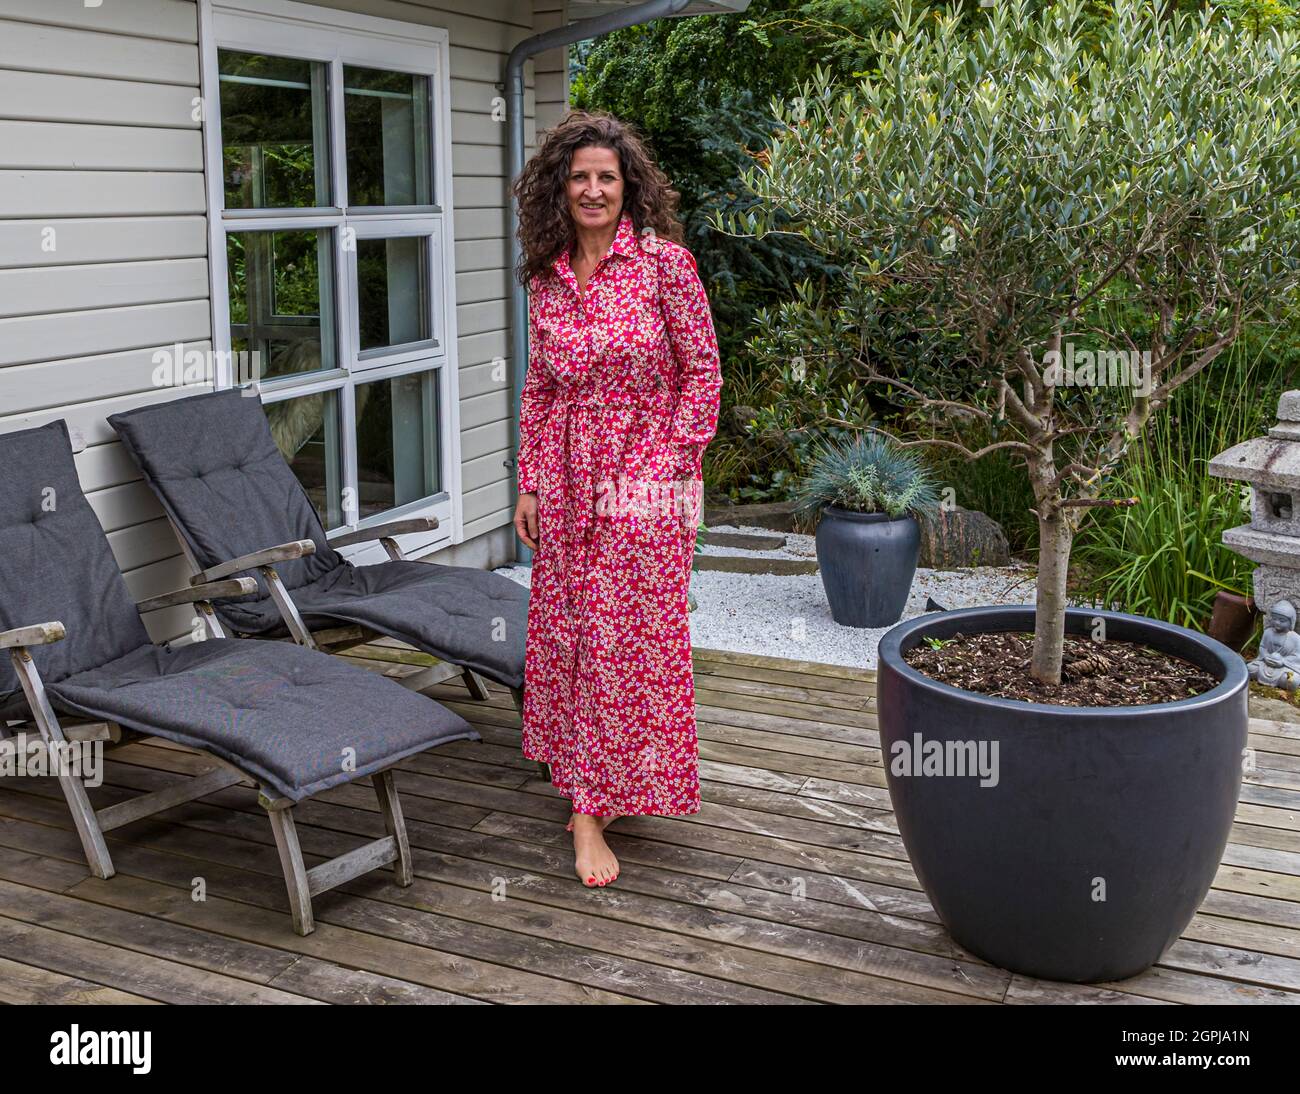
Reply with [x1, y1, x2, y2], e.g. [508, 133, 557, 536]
[503, 0, 696, 565]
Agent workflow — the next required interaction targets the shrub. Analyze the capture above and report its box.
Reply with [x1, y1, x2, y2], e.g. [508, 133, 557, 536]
[723, 0, 1300, 682]
[793, 432, 939, 518]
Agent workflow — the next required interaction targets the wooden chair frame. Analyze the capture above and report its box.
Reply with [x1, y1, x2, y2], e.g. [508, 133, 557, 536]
[1, 577, 418, 935]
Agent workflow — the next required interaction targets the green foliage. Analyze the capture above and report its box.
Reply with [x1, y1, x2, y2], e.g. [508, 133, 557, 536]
[571, 1, 891, 441]
[928, 438, 1040, 553]
[727, 5, 1300, 500]
[727, 0, 1300, 493]
[793, 432, 939, 517]
[1073, 338, 1295, 628]
[723, 0, 1300, 677]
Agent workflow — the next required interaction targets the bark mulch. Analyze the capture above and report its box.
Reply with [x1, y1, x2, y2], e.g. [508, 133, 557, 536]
[903, 630, 1219, 706]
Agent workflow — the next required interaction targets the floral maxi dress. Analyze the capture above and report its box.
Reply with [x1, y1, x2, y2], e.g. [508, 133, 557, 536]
[516, 211, 723, 816]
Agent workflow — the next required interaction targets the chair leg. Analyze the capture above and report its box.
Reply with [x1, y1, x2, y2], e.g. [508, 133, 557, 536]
[263, 799, 314, 936]
[9, 649, 114, 879]
[58, 766, 116, 878]
[462, 668, 492, 701]
[372, 770, 412, 887]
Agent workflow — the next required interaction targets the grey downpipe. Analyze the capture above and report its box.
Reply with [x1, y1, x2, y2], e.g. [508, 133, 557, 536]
[504, 0, 693, 564]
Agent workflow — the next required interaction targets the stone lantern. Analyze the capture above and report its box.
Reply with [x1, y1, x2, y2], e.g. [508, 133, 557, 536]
[1210, 391, 1300, 610]
[1210, 390, 1300, 688]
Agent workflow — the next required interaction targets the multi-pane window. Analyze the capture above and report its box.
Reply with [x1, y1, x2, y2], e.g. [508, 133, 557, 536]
[205, 7, 454, 556]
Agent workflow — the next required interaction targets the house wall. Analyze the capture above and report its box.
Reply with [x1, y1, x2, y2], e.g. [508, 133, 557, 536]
[0, 0, 546, 640]
[533, 0, 571, 135]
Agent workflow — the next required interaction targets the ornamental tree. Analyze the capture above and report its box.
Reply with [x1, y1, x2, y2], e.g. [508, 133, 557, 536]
[723, 0, 1300, 683]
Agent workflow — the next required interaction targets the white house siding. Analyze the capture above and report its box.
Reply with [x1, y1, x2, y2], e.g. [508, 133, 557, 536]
[0, 0, 212, 642]
[0, 0, 550, 642]
[532, 0, 570, 136]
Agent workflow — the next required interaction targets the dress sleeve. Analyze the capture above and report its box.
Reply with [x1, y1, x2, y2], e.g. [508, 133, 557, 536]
[660, 244, 723, 477]
[517, 291, 556, 494]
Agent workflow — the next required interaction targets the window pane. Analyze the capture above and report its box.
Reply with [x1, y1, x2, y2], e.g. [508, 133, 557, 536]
[264, 389, 344, 530]
[343, 66, 432, 206]
[227, 229, 336, 382]
[355, 371, 440, 518]
[219, 50, 329, 208]
[356, 237, 430, 352]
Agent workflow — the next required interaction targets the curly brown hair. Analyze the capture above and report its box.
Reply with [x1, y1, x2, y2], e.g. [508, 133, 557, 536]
[511, 109, 684, 290]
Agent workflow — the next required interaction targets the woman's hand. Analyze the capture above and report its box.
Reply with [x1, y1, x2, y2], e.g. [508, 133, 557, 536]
[515, 491, 540, 550]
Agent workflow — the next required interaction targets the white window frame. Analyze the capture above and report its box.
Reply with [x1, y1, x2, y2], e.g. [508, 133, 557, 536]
[198, 0, 463, 564]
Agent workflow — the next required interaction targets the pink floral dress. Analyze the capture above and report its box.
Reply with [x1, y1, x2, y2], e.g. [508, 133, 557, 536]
[516, 211, 723, 816]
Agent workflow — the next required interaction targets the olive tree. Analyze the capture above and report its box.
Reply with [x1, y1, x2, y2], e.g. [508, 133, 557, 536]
[722, 0, 1300, 683]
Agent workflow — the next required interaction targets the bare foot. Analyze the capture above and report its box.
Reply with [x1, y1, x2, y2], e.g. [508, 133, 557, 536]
[565, 812, 617, 833]
[571, 814, 620, 887]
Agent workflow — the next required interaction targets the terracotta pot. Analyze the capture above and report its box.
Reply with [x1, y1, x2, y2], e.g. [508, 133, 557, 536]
[1207, 590, 1259, 652]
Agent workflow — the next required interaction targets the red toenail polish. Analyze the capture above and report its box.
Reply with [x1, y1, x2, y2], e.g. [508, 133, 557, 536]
[587, 876, 595, 883]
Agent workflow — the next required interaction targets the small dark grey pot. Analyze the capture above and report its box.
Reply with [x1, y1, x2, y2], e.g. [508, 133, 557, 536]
[814, 505, 919, 628]
[876, 606, 1248, 983]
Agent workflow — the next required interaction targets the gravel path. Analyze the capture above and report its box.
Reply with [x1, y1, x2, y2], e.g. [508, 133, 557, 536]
[494, 523, 1039, 670]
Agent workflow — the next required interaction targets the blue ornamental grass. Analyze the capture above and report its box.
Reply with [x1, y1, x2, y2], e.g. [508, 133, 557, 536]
[794, 432, 940, 520]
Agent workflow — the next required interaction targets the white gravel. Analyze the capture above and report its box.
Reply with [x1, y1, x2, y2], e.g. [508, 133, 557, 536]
[494, 523, 1039, 671]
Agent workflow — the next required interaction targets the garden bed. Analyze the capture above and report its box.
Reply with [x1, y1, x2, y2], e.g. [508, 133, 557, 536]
[498, 523, 1038, 669]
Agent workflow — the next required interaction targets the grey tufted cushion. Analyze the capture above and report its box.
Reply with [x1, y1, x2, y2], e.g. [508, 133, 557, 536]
[223, 559, 527, 689]
[109, 389, 341, 595]
[52, 639, 475, 802]
[110, 389, 528, 689]
[0, 420, 153, 707]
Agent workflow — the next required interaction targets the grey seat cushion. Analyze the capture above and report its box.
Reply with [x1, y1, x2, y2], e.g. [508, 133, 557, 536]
[49, 638, 475, 802]
[0, 419, 476, 801]
[225, 559, 527, 689]
[109, 390, 528, 689]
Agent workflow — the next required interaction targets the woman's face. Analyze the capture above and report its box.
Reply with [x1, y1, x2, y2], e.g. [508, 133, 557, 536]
[566, 145, 624, 234]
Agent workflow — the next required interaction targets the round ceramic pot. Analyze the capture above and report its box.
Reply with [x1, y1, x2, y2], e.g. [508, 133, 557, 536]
[814, 505, 919, 628]
[876, 605, 1248, 982]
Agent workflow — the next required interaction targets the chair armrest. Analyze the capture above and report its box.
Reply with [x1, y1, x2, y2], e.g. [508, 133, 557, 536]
[329, 517, 439, 550]
[0, 621, 66, 650]
[193, 539, 316, 584]
[136, 577, 259, 615]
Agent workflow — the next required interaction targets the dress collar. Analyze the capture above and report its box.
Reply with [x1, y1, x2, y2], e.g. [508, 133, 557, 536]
[552, 210, 640, 281]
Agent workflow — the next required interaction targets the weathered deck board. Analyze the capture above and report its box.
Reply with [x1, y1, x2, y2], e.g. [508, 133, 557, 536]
[1, 644, 1298, 1005]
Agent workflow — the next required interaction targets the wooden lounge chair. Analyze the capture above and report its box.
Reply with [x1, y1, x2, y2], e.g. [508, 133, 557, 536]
[107, 389, 531, 723]
[0, 420, 480, 934]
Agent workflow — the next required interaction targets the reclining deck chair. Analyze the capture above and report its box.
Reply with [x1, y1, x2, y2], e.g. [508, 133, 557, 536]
[108, 390, 529, 718]
[0, 420, 479, 935]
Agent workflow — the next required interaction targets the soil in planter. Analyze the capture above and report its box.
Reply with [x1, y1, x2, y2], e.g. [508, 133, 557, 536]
[903, 631, 1219, 706]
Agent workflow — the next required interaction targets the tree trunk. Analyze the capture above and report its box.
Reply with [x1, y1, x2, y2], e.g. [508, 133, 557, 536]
[1032, 512, 1073, 685]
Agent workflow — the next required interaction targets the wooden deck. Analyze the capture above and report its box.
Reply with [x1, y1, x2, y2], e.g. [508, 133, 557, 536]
[1, 643, 1298, 1005]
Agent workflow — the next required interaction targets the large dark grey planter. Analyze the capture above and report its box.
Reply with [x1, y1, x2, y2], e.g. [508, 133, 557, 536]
[877, 606, 1248, 983]
[815, 505, 920, 627]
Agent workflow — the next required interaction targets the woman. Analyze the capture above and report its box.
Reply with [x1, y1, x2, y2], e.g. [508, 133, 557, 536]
[511, 110, 723, 889]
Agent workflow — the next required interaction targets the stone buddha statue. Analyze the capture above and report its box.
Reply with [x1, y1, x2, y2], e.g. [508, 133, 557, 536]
[1247, 600, 1300, 689]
